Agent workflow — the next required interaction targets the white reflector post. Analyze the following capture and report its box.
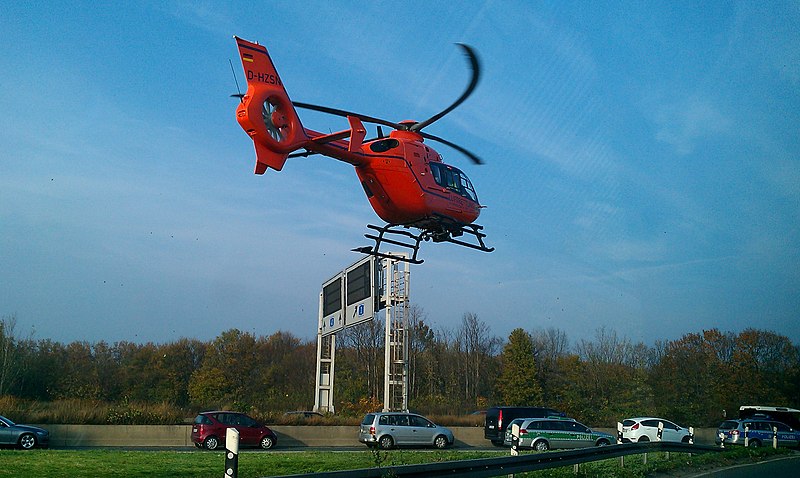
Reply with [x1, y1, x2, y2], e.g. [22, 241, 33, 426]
[225, 428, 239, 478]
[510, 423, 520, 456]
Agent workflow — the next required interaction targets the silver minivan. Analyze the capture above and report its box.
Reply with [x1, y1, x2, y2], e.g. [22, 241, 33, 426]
[359, 412, 454, 449]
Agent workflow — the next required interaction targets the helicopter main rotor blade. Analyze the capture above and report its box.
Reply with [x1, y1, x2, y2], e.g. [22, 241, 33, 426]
[410, 43, 481, 133]
[419, 131, 483, 165]
[292, 102, 404, 131]
[287, 150, 320, 158]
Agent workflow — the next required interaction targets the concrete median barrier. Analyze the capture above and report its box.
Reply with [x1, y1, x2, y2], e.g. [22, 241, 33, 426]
[41, 425, 716, 448]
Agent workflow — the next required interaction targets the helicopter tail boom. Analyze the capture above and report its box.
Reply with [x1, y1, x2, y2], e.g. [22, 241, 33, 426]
[234, 37, 307, 173]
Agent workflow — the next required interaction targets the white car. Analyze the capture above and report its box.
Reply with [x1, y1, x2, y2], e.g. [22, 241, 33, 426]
[621, 417, 691, 443]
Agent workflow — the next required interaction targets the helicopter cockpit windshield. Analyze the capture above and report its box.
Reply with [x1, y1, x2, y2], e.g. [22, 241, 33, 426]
[429, 162, 479, 203]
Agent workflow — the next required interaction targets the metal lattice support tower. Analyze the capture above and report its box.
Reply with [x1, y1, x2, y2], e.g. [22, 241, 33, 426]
[313, 333, 335, 413]
[383, 256, 410, 412]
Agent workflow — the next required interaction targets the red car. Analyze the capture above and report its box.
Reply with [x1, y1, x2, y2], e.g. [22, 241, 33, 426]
[191, 411, 277, 450]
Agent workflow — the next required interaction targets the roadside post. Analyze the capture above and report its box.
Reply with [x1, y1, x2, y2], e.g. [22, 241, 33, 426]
[225, 428, 239, 478]
[617, 422, 624, 468]
[658, 422, 669, 459]
[508, 422, 520, 477]
[744, 425, 749, 448]
[510, 423, 520, 456]
[718, 432, 725, 449]
[688, 427, 694, 445]
[773, 426, 778, 449]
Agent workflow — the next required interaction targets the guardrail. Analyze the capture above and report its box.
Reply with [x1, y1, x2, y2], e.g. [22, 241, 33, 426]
[270, 442, 722, 478]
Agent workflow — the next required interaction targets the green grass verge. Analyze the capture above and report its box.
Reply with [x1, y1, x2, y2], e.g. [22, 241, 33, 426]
[0, 447, 793, 478]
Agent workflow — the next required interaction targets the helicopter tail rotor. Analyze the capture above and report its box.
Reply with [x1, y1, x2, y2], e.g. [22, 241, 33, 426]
[234, 36, 308, 173]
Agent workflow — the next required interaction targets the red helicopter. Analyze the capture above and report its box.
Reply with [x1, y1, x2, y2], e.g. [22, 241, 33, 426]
[233, 36, 493, 264]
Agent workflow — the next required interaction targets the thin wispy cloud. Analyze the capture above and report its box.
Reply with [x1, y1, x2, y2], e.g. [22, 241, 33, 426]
[1, 1, 798, 345]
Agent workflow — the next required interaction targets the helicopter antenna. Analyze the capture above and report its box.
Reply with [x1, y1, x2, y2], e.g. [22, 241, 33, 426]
[229, 58, 244, 102]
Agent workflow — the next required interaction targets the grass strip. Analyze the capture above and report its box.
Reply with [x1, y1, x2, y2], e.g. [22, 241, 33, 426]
[0, 447, 792, 477]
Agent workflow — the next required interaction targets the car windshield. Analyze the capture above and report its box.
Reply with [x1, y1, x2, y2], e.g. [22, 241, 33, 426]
[718, 420, 739, 430]
[361, 414, 375, 425]
[0, 415, 14, 426]
[623, 419, 636, 427]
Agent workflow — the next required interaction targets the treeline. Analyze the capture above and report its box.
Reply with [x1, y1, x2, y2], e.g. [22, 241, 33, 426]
[2, 311, 799, 427]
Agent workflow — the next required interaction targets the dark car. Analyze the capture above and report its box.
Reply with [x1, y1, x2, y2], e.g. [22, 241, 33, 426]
[0, 415, 49, 449]
[484, 406, 564, 446]
[191, 411, 277, 450]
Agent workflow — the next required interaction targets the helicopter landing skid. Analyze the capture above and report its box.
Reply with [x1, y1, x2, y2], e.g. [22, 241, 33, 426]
[353, 224, 426, 264]
[430, 223, 495, 254]
[352, 223, 495, 264]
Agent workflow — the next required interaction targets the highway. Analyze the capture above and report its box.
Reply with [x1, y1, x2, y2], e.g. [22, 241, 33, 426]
[688, 454, 800, 477]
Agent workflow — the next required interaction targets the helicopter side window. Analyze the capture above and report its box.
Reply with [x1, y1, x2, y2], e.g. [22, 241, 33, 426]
[430, 163, 458, 191]
[431, 164, 442, 185]
[369, 139, 399, 153]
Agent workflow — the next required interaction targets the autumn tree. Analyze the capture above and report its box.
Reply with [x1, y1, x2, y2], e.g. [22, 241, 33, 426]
[530, 327, 569, 403]
[257, 331, 316, 410]
[572, 327, 653, 424]
[650, 329, 734, 425]
[496, 328, 542, 406]
[0, 315, 24, 396]
[188, 329, 258, 407]
[456, 313, 500, 407]
[406, 304, 434, 402]
[337, 317, 384, 402]
[730, 329, 799, 404]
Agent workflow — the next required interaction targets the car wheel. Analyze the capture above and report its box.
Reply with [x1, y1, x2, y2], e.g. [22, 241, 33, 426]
[534, 440, 549, 452]
[434, 435, 449, 449]
[204, 436, 220, 450]
[379, 435, 394, 450]
[681, 436, 691, 443]
[18, 433, 36, 450]
[638, 435, 650, 443]
[596, 439, 610, 446]
[747, 439, 761, 448]
[194, 442, 202, 449]
[260, 435, 275, 450]
[491, 440, 504, 447]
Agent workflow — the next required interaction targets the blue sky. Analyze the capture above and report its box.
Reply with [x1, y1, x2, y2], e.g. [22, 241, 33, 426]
[1, 1, 798, 346]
